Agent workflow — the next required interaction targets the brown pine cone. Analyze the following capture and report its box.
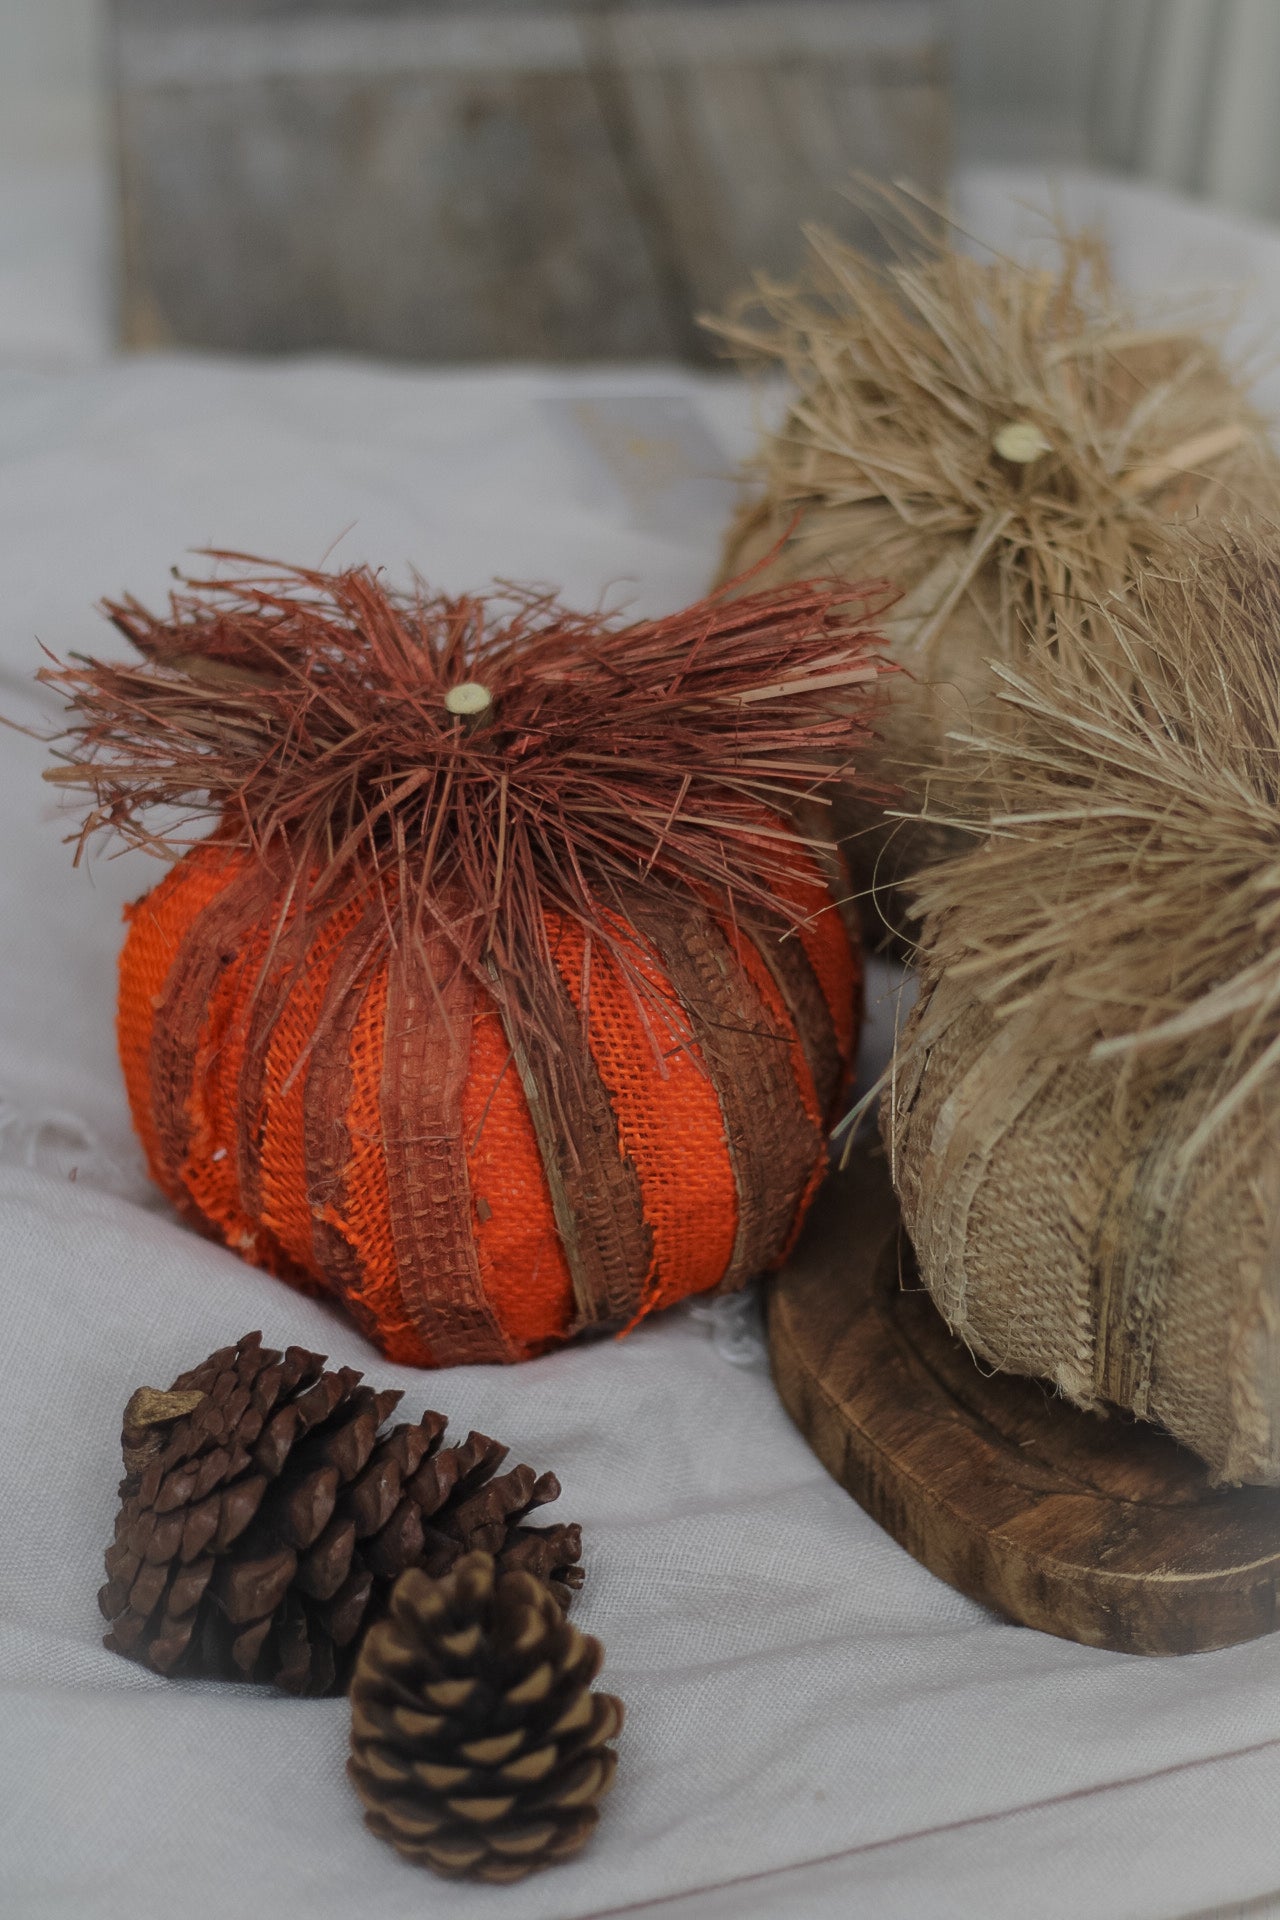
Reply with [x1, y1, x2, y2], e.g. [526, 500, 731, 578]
[99, 1332, 583, 1695]
[349, 1553, 622, 1883]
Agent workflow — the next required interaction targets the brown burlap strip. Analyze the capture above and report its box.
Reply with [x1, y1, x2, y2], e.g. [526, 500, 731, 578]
[748, 912, 842, 1118]
[380, 938, 516, 1367]
[147, 861, 281, 1185]
[232, 929, 308, 1228]
[302, 914, 385, 1338]
[627, 896, 820, 1292]
[497, 962, 652, 1335]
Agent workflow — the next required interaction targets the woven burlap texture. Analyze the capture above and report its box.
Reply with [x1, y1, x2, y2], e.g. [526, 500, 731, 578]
[118, 830, 858, 1370]
[885, 963, 1280, 1485]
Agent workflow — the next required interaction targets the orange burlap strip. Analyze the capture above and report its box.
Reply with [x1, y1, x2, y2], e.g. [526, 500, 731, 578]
[462, 1001, 576, 1356]
[117, 843, 239, 1195]
[254, 895, 366, 1275]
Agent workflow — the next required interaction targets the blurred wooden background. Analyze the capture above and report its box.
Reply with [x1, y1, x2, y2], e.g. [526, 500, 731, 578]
[111, 0, 948, 362]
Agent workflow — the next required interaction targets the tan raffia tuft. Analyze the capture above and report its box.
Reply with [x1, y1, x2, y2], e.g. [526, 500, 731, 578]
[885, 523, 1280, 1484]
[707, 190, 1280, 942]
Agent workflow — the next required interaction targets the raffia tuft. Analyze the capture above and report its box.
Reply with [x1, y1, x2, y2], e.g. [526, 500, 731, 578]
[40, 554, 891, 1056]
[708, 191, 1280, 942]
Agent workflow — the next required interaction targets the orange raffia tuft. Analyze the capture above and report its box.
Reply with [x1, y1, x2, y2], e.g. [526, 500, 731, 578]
[41, 555, 893, 1012]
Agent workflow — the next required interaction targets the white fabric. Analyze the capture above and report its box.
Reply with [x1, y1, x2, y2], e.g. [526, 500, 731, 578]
[3, 174, 1280, 1919]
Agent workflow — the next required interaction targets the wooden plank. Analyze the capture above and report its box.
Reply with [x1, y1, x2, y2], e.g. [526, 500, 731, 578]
[768, 1139, 1280, 1656]
[600, 3, 949, 332]
[111, 1, 947, 362]
[113, 11, 679, 358]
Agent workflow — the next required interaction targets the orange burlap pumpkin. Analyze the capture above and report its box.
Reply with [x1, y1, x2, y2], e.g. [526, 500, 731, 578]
[48, 559, 885, 1367]
[116, 832, 857, 1367]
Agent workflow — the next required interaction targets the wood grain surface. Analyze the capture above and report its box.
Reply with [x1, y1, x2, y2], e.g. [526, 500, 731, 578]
[768, 1140, 1280, 1655]
[110, 1, 946, 361]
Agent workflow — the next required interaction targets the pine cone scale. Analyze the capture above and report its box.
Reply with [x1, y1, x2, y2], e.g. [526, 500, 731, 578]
[212, 1475, 266, 1550]
[296, 1517, 356, 1599]
[217, 1547, 297, 1623]
[166, 1556, 214, 1617]
[348, 1457, 404, 1536]
[178, 1498, 219, 1561]
[255, 1409, 300, 1476]
[279, 1465, 339, 1547]
[415, 1758, 471, 1792]
[231, 1613, 275, 1674]
[365, 1502, 424, 1577]
[152, 1516, 188, 1563]
[320, 1569, 374, 1647]
[153, 1464, 200, 1514]
[124, 1559, 167, 1620]
[321, 1409, 378, 1481]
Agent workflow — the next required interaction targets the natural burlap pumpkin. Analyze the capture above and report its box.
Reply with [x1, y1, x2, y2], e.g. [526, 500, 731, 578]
[710, 204, 1280, 943]
[44, 559, 883, 1366]
[884, 528, 1280, 1484]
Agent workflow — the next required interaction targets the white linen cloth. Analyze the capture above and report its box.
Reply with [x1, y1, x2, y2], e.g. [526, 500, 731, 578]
[3, 173, 1280, 1919]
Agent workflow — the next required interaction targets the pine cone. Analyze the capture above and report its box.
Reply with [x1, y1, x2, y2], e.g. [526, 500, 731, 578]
[99, 1332, 583, 1695]
[349, 1553, 623, 1883]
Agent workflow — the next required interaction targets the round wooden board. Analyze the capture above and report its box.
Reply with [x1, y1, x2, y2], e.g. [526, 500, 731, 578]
[768, 1140, 1280, 1655]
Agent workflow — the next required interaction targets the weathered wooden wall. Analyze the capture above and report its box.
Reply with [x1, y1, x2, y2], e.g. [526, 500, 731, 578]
[112, 1, 948, 361]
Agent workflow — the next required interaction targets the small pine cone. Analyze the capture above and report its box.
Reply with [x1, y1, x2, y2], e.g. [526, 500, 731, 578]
[99, 1332, 584, 1695]
[349, 1553, 623, 1883]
